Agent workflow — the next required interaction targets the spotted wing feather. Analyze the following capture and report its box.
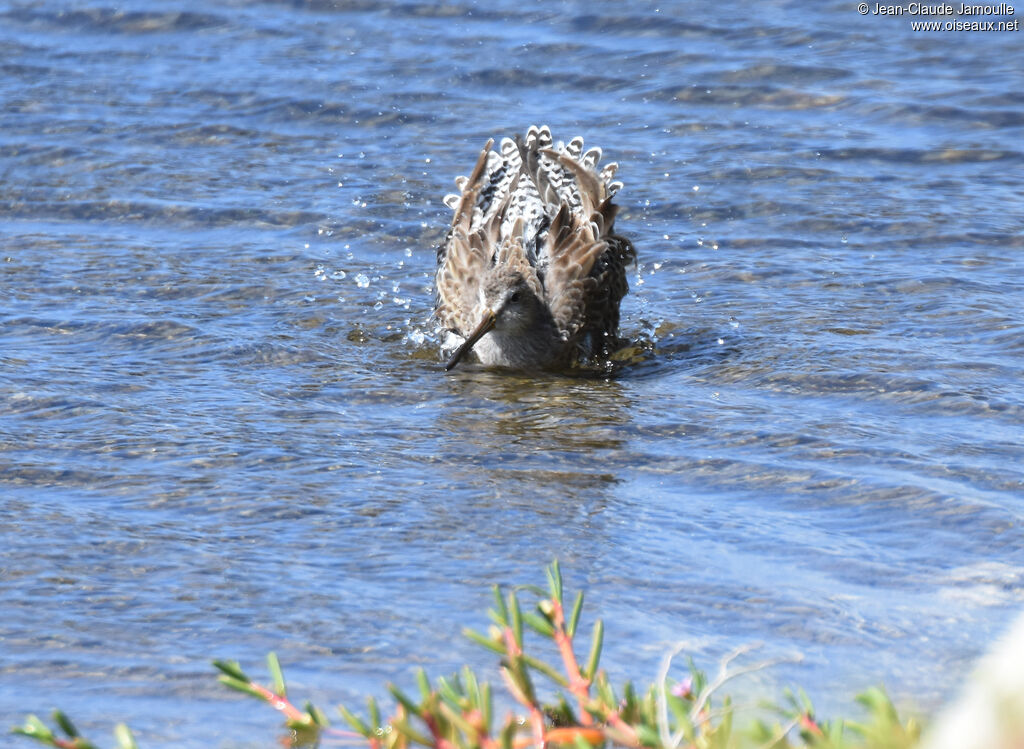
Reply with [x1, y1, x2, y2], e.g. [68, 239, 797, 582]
[436, 126, 635, 356]
[435, 139, 494, 334]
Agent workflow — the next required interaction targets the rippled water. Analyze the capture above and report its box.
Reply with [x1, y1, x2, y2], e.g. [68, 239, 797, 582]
[2, 1, 1023, 746]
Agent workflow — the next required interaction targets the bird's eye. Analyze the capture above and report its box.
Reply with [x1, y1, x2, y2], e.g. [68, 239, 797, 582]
[509, 291, 521, 303]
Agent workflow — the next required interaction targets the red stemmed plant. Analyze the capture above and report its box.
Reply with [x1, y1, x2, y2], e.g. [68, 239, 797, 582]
[14, 562, 921, 749]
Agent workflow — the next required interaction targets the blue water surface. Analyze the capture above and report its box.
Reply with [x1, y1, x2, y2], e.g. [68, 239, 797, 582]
[1, 1, 1023, 746]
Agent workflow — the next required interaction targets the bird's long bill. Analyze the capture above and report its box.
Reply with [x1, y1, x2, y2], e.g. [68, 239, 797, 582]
[444, 311, 496, 371]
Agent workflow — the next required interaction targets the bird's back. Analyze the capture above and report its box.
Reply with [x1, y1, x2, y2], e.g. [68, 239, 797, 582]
[436, 125, 635, 366]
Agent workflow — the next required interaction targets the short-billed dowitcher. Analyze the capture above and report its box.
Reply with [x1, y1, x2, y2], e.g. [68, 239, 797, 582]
[435, 125, 636, 371]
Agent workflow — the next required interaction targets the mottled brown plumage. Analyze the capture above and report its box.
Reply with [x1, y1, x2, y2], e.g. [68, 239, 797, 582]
[435, 125, 635, 371]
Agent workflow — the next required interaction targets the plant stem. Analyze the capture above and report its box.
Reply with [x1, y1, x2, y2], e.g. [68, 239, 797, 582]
[246, 681, 312, 725]
[549, 598, 592, 725]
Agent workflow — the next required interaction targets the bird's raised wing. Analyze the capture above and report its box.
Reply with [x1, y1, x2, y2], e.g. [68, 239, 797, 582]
[436, 126, 632, 348]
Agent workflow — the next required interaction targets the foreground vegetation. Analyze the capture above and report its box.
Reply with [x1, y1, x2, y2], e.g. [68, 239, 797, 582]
[13, 562, 922, 749]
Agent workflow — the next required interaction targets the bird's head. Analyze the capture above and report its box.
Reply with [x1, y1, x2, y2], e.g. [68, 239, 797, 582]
[444, 269, 543, 370]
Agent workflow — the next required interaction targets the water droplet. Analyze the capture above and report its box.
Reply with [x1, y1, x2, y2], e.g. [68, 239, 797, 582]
[355, 273, 370, 288]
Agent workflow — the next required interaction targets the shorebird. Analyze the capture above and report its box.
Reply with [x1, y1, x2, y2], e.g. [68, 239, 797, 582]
[435, 125, 636, 371]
